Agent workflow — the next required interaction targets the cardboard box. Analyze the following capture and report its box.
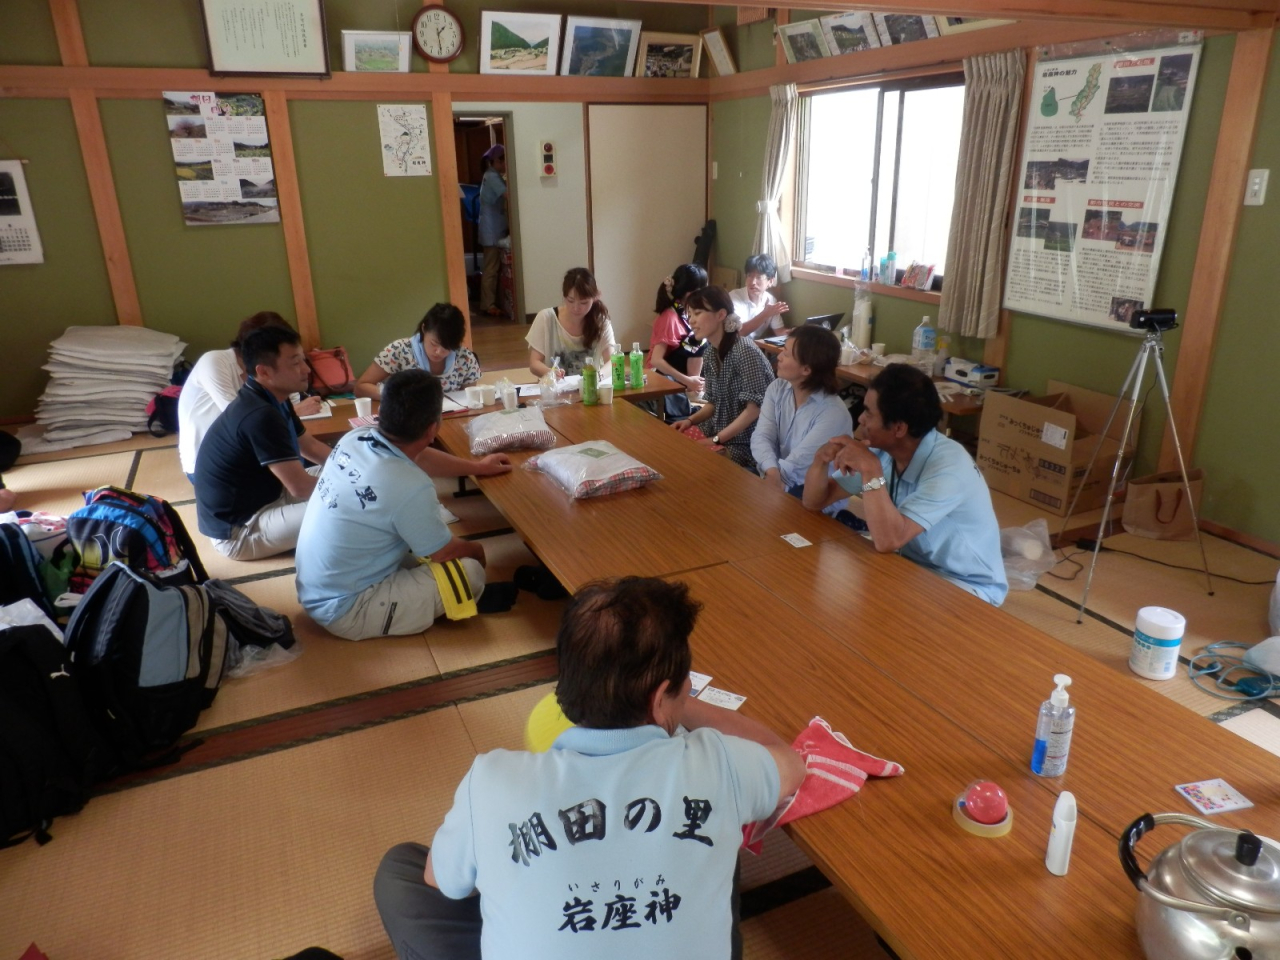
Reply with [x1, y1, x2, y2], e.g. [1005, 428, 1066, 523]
[976, 380, 1142, 516]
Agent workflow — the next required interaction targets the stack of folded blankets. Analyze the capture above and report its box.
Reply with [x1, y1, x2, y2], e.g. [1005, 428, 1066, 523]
[27, 325, 187, 452]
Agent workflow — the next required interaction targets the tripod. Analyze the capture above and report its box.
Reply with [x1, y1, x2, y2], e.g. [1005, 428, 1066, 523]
[1058, 318, 1213, 623]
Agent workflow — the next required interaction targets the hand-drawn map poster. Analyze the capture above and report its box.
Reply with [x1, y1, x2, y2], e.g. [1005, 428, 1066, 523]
[377, 104, 432, 177]
[1003, 43, 1201, 330]
[162, 90, 279, 226]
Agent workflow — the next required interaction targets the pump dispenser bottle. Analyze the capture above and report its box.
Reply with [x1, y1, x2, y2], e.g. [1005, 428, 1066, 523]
[1031, 674, 1075, 777]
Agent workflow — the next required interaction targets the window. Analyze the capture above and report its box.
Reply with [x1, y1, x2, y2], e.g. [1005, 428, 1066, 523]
[796, 75, 965, 284]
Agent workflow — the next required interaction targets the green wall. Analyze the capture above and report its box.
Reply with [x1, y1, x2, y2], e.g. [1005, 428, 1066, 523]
[0, 0, 60, 65]
[0, 99, 117, 420]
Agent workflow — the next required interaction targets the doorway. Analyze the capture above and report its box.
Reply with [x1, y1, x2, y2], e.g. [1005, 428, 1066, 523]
[453, 113, 521, 338]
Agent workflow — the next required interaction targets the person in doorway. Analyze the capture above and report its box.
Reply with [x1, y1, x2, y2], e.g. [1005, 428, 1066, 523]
[730, 254, 789, 340]
[372, 575, 805, 960]
[296, 370, 488, 641]
[193, 325, 333, 561]
[356, 303, 482, 397]
[649, 263, 709, 421]
[802, 363, 1008, 606]
[477, 144, 509, 318]
[671, 286, 775, 472]
[178, 311, 324, 481]
[527, 267, 616, 377]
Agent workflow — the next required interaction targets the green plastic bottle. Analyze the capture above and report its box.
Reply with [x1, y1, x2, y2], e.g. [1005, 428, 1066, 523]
[610, 343, 626, 391]
[582, 356, 598, 406]
[629, 341, 644, 391]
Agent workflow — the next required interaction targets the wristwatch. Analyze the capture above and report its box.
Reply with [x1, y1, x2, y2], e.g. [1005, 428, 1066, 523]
[712, 434, 721, 444]
[862, 476, 887, 494]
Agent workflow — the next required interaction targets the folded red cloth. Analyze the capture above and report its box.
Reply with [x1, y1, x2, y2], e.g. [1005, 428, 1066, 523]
[743, 716, 904, 854]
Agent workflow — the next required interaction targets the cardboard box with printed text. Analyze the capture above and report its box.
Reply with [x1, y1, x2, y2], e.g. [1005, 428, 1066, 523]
[976, 381, 1142, 516]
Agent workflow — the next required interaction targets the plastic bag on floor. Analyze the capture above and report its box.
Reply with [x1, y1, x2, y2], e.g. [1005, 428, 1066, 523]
[1001, 518, 1056, 591]
[465, 407, 557, 455]
[225, 639, 300, 679]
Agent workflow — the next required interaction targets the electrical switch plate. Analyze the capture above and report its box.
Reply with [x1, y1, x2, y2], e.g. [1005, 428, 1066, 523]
[712, 161, 718, 179]
[1244, 169, 1269, 206]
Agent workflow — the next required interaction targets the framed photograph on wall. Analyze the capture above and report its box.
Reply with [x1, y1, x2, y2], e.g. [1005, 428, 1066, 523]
[199, 0, 330, 77]
[341, 31, 411, 72]
[701, 27, 737, 76]
[777, 20, 830, 64]
[819, 12, 881, 55]
[872, 14, 940, 47]
[479, 11, 561, 76]
[635, 32, 701, 78]
[560, 16, 642, 77]
[934, 16, 1014, 36]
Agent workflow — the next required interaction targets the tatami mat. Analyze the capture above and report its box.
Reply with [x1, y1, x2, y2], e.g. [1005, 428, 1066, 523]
[455, 681, 552, 754]
[173, 501, 299, 581]
[13, 430, 175, 466]
[1221, 708, 1280, 759]
[0, 707, 476, 960]
[131, 445, 195, 505]
[193, 573, 442, 732]
[740, 888, 890, 960]
[1, 451, 133, 515]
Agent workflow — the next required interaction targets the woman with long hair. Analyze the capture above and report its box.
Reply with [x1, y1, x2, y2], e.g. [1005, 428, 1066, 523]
[648, 263, 708, 420]
[527, 267, 616, 377]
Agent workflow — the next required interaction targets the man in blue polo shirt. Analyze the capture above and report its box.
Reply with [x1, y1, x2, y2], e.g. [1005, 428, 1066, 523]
[194, 325, 333, 561]
[295, 370, 487, 640]
[803, 363, 1008, 605]
[373, 577, 806, 960]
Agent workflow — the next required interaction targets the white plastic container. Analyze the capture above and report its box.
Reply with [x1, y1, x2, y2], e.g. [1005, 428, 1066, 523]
[1045, 791, 1077, 876]
[1129, 606, 1186, 681]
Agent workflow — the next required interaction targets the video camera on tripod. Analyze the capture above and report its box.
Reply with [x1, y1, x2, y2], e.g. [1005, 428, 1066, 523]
[1130, 308, 1178, 332]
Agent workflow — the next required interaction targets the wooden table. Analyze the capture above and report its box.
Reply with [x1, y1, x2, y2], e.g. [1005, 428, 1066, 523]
[434, 398, 845, 590]
[681, 564, 1145, 958]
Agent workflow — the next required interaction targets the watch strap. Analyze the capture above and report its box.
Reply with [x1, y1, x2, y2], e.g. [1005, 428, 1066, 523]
[862, 475, 887, 494]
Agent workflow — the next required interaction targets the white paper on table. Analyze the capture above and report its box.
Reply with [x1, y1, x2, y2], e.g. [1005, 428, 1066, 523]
[689, 671, 712, 698]
[698, 686, 746, 710]
[297, 401, 333, 421]
[518, 384, 542, 398]
[442, 392, 468, 413]
[556, 375, 583, 395]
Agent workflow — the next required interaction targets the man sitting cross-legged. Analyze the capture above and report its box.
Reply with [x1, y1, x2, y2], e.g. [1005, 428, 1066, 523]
[373, 575, 806, 959]
[295, 369, 487, 641]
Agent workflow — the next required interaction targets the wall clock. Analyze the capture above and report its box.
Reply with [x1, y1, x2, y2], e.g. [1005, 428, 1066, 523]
[413, 5, 464, 63]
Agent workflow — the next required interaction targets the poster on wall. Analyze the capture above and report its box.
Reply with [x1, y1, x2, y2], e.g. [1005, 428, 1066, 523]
[377, 104, 432, 177]
[163, 91, 279, 226]
[0, 160, 44, 265]
[1003, 42, 1201, 330]
[198, 0, 329, 77]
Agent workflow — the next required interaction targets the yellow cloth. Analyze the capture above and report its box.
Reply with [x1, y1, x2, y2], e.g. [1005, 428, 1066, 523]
[425, 558, 478, 620]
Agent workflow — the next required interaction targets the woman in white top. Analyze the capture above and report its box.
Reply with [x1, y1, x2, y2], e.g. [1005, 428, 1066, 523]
[177, 312, 321, 478]
[527, 267, 616, 378]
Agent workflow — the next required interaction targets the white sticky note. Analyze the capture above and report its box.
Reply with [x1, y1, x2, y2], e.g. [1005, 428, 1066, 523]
[698, 686, 746, 710]
[781, 533, 812, 548]
[1041, 423, 1069, 449]
[689, 671, 712, 698]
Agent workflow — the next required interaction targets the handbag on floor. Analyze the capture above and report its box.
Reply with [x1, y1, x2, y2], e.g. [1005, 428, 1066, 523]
[306, 347, 356, 397]
[1121, 469, 1204, 540]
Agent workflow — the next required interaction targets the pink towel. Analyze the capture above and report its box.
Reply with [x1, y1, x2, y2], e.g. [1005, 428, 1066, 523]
[743, 716, 904, 854]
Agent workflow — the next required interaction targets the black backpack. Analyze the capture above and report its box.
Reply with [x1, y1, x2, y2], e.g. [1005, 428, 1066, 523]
[0, 521, 57, 619]
[0, 625, 115, 847]
[64, 563, 229, 767]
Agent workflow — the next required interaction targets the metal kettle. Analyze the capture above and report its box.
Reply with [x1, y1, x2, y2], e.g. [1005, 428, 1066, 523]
[1121, 812, 1280, 960]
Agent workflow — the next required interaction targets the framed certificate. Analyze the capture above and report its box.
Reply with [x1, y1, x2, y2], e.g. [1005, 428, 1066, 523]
[199, 0, 330, 78]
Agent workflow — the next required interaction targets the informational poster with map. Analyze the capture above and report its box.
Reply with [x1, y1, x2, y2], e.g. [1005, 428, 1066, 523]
[377, 104, 432, 177]
[162, 90, 278, 226]
[1003, 42, 1201, 330]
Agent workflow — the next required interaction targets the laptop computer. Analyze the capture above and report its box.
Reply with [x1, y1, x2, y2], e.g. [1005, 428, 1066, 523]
[805, 312, 844, 330]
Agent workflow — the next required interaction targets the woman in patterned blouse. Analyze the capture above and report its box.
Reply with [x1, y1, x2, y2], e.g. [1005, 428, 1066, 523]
[671, 285, 775, 472]
[356, 303, 482, 398]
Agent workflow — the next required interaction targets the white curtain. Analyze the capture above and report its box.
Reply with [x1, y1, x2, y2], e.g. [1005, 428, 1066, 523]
[938, 50, 1026, 339]
[753, 83, 798, 283]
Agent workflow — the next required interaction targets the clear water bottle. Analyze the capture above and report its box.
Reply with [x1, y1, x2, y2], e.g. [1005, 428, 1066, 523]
[911, 315, 937, 368]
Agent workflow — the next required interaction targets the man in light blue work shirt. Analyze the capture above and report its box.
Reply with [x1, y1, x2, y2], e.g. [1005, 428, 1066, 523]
[295, 370, 487, 640]
[477, 143, 508, 316]
[373, 577, 806, 960]
[803, 363, 1008, 605]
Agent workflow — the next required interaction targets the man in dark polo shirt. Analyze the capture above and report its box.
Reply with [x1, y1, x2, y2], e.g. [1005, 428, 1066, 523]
[194, 325, 333, 561]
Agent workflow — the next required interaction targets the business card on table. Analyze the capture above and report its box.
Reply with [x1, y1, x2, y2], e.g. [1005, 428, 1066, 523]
[688, 671, 712, 698]
[698, 686, 746, 710]
[1175, 778, 1254, 814]
[781, 533, 812, 548]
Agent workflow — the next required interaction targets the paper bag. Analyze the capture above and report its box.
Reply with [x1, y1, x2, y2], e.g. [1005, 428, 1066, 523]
[1122, 469, 1203, 540]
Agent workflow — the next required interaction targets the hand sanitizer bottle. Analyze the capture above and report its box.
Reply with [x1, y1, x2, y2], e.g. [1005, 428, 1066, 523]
[582, 355, 598, 405]
[610, 343, 626, 391]
[629, 341, 645, 390]
[1031, 675, 1075, 777]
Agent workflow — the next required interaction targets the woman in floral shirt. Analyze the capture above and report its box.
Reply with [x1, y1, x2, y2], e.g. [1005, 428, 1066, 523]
[356, 303, 482, 397]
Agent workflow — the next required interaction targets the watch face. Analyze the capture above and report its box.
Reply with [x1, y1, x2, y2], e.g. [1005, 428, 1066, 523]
[413, 5, 464, 62]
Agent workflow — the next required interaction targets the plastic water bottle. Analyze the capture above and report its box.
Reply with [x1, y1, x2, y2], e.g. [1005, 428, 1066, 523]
[610, 344, 626, 392]
[629, 341, 644, 390]
[860, 248, 871, 281]
[912, 315, 937, 367]
[582, 356, 598, 405]
[885, 251, 897, 284]
[1031, 675, 1075, 777]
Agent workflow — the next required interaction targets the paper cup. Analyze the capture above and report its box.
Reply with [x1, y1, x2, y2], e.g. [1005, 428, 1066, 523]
[871, 343, 886, 357]
[465, 385, 484, 409]
[354, 397, 372, 418]
[598, 384, 614, 404]
[480, 384, 497, 405]
[501, 386, 518, 411]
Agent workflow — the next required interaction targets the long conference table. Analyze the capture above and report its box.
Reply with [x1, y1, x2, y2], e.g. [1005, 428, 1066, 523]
[431, 397, 1280, 959]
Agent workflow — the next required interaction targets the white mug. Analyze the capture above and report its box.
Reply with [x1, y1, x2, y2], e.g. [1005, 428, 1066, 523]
[354, 397, 373, 418]
[479, 384, 497, 405]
